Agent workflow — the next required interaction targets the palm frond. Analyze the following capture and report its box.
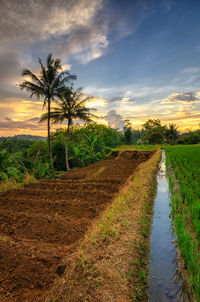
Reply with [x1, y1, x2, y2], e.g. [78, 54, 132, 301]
[53, 72, 77, 89]
[54, 57, 62, 70]
[38, 57, 49, 85]
[19, 81, 44, 98]
[22, 69, 44, 87]
[47, 53, 54, 67]
[39, 86, 96, 128]
[39, 112, 48, 123]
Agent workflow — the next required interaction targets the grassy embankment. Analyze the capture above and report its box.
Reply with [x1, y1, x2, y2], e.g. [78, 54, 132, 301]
[112, 144, 160, 151]
[45, 148, 161, 302]
[0, 174, 36, 193]
[164, 145, 200, 301]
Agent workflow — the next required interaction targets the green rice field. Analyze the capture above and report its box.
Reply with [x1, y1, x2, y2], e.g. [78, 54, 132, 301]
[164, 145, 200, 300]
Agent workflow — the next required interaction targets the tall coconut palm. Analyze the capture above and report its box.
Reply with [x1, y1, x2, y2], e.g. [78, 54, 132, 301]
[19, 53, 76, 172]
[40, 87, 96, 171]
[166, 123, 179, 144]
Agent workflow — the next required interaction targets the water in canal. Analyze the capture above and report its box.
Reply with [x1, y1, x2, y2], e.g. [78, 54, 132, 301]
[148, 150, 191, 302]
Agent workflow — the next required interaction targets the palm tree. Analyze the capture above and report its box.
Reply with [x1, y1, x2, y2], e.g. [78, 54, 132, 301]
[166, 124, 179, 144]
[40, 87, 96, 171]
[19, 53, 76, 172]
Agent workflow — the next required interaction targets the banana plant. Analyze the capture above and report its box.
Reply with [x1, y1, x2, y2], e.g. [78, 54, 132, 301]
[0, 149, 25, 181]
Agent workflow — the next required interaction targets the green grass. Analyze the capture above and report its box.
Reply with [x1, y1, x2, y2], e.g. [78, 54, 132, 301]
[113, 144, 160, 151]
[164, 145, 200, 301]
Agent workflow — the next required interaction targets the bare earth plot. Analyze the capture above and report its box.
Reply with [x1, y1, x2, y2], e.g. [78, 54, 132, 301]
[0, 151, 154, 302]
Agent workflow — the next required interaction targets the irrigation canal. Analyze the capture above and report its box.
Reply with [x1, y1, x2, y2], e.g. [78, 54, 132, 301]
[148, 150, 191, 302]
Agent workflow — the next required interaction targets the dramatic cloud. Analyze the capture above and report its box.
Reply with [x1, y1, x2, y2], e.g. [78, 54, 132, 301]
[0, 117, 45, 135]
[0, 0, 108, 104]
[162, 92, 200, 104]
[0, 51, 25, 101]
[0, 0, 155, 115]
[0, 52, 22, 83]
[0, 0, 112, 71]
[102, 110, 125, 130]
[0, 0, 103, 45]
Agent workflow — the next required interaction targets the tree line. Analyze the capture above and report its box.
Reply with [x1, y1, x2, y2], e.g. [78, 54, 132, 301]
[0, 118, 199, 182]
[123, 118, 200, 145]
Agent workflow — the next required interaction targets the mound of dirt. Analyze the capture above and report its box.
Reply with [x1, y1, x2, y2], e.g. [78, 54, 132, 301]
[0, 150, 154, 301]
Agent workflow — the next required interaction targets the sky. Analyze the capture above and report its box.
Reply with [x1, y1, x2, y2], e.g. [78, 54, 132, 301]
[1, 0, 200, 136]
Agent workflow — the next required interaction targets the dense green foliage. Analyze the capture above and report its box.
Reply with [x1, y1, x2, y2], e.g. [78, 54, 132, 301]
[123, 119, 182, 145]
[164, 145, 200, 300]
[165, 124, 179, 144]
[0, 123, 121, 181]
[123, 128, 144, 145]
[0, 138, 34, 153]
[139, 119, 200, 145]
[142, 119, 167, 144]
[0, 134, 45, 142]
[0, 149, 26, 181]
[123, 120, 132, 145]
[51, 123, 121, 169]
[178, 131, 200, 144]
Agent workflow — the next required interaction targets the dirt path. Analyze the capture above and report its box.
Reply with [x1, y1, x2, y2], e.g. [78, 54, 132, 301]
[0, 151, 154, 302]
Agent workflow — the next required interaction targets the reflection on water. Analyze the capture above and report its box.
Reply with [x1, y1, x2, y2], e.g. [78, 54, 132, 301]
[148, 150, 192, 302]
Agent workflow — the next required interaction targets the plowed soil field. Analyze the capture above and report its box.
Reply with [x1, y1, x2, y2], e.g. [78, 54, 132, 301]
[0, 151, 154, 302]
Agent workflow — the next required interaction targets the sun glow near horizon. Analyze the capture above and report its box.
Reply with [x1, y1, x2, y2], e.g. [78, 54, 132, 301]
[85, 98, 106, 108]
[1, 92, 200, 137]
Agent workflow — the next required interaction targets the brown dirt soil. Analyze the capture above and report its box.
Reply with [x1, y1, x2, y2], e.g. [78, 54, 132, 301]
[0, 151, 154, 302]
[43, 149, 161, 302]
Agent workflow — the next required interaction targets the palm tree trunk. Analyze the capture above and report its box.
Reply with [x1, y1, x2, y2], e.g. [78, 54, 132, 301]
[65, 121, 70, 171]
[47, 99, 54, 174]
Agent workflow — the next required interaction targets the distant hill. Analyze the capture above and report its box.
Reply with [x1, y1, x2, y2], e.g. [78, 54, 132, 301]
[0, 134, 46, 142]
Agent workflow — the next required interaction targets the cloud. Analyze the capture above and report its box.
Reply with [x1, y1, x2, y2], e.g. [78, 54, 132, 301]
[0, 0, 107, 65]
[0, 0, 158, 71]
[0, 0, 108, 105]
[0, 0, 163, 107]
[0, 0, 102, 44]
[102, 110, 125, 130]
[85, 97, 106, 108]
[0, 0, 108, 102]
[62, 64, 71, 71]
[162, 92, 199, 104]
[106, 96, 135, 104]
[26, 117, 40, 122]
[172, 67, 200, 86]
[166, 112, 200, 122]
[0, 98, 44, 124]
[0, 117, 43, 132]
[84, 83, 179, 104]
[0, 52, 22, 83]
[0, 51, 25, 100]
[58, 25, 109, 64]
